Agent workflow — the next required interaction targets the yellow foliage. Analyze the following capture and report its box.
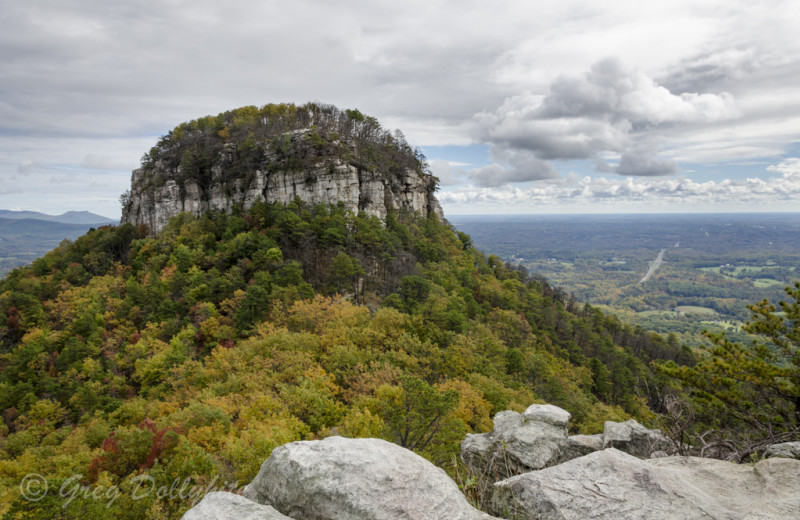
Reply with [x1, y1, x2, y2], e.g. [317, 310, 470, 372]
[338, 408, 385, 438]
[437, 380, 493, 433]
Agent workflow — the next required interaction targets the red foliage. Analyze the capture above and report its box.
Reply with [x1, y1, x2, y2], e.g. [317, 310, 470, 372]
[6, 307, 20, 334]
[86, 419, 180, 481]
[2, 407, 18, 430]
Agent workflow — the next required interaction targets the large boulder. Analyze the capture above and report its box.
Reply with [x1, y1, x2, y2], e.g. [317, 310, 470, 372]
[461, 404, 571, 481]
[491, 448, 800, 520]
[562, 433, 603, 460]
[602, 419, 676, 457]
[764, 441, 800, 460]
[243, 436, 498, 520]
[461, 404, 677, 483]
[180, 492, 293, 520]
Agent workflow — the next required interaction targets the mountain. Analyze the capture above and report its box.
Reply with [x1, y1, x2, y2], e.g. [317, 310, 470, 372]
[121, 103, 442, 234]
[0, 209, 115, 225]
[0, 104, 694, 519]
[0, 216, 116, 277]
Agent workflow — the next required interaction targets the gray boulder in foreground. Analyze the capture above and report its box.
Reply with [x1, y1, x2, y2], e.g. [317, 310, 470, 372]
[461, 404, 676, 483]
[180, 492, 293, 520]
[244, 436, 499, 520]
[764, 441, 800, 460]
[490, 448, 800, 520]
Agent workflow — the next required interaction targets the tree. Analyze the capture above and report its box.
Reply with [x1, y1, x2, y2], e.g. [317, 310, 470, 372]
[659, 282, 800, 460]
[379, 375, 459, 453]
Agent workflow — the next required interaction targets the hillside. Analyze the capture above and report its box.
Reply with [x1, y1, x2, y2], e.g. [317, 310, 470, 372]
[0, 200, 700, 517]
[0, 216, 116, 277]
[0, 104, 702, 518]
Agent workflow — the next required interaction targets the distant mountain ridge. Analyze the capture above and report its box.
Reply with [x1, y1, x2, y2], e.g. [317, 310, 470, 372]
[0, 209, 115, 225]
[0, 210, 116, 276]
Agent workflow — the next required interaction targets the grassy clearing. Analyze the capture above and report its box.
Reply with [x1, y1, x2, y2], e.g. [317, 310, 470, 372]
[701, 320, 741, 331]
[676, 305, 717, 315]
[754, 278, 784, 288]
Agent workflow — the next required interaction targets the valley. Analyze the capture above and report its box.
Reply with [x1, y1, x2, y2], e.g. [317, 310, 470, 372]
[451, 213, 800, 347]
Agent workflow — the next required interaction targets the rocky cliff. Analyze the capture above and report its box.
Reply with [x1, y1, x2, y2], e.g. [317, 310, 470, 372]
[121, 103, 443, 233]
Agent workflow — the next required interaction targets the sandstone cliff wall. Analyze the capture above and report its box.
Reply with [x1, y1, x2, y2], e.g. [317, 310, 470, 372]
[121, 129, 443, 234]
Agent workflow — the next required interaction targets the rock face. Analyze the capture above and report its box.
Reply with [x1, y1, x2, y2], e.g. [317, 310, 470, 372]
[243, 436, 498, 520]
[180, 492, 292, 520]
[461, 404, 572, 481]
[461, 404, 676, 482]
[122, 123, 443, 234]
[764, 441, 800, 460]
[491, 448, 800, 520]
[601, 418, 676, 457]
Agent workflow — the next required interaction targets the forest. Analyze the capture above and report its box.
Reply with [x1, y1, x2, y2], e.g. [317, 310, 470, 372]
[0, 201, 703, 518]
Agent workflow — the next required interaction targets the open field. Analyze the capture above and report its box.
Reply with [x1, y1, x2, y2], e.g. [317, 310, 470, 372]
[676, 305, 717, 315]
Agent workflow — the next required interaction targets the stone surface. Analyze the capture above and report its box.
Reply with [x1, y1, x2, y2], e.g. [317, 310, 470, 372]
[122, 130, 443, 234]
[461, 405, 572, 481]
[490, 448, 800, 520]
[244, 436, 498, 520]
[180, 492, 293, 520]
[602, 419, 676, 457]
[461, 404, 679, 484]
[764, 441, 800, 460]
[563, 434, 603, 460]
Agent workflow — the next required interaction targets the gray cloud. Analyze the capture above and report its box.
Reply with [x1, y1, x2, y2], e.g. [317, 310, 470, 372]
[616, 153, 678, 176]
[476, 58, 738, 180]
[17, 160, 42, 175]
[467, 150, 559, 187]
[2, 1, 800, 215]
[80, 154, 136, 171]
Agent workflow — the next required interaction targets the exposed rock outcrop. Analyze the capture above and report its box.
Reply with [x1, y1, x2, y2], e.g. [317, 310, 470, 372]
[179, 435, 800, 520]
[601, 418, 676, 457]
[764, 441, 800, 460]
[121, 104, 443, 234]
[243, 436, 498, 520]
[491, 448, 800, 520]
[181, 492, 292, 520]
[461, 404, 676, 483]
[461, 404, 572, 481]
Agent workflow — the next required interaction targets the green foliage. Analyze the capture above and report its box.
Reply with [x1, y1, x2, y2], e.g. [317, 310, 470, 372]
[658, 283, 800, 458]
[0, 202, 689, 518]
[136, 103, 431, 197]
[378, 375, 463, 463]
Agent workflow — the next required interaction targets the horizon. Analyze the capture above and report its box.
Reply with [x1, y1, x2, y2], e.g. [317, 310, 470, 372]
[2, 206, 798, 223]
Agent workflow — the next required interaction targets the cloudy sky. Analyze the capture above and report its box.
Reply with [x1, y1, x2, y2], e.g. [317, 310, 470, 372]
[2, 0, 800, 219]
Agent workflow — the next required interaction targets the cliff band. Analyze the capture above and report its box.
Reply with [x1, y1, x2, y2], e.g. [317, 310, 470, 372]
[121, 103, 443, 233]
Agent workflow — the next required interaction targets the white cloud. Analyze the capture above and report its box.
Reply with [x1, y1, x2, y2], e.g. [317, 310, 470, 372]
[79, 154, 137, 171]
[427, 159, 466, 187]
[440, 159, 800, 211]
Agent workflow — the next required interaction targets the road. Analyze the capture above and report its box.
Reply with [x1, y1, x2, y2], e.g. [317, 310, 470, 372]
[640, 248, 667, 283]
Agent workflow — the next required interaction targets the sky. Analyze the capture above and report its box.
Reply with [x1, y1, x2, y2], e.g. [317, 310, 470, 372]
[1, 0, 800, 219]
